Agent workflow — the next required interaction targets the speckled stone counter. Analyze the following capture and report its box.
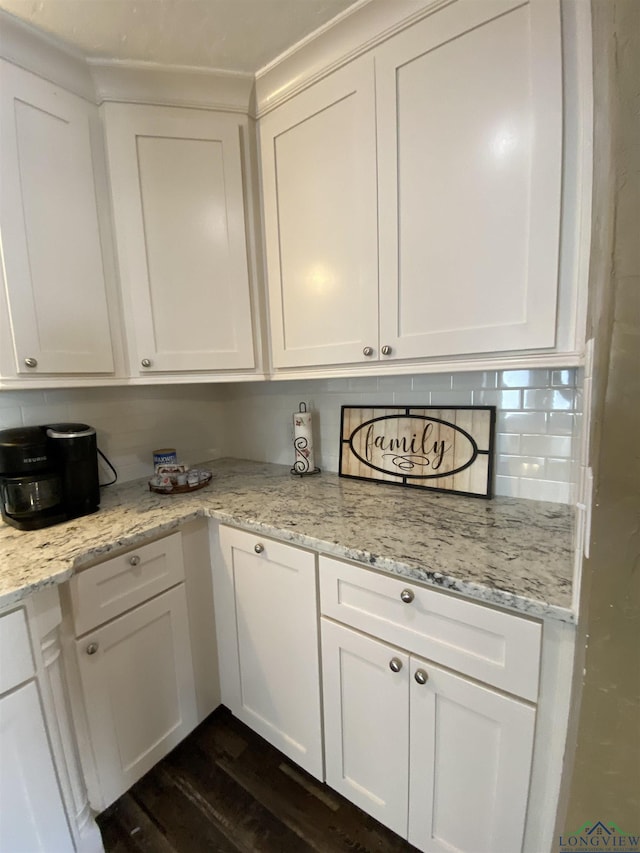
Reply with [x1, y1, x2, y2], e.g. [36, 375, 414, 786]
[0, 458, 575, 621]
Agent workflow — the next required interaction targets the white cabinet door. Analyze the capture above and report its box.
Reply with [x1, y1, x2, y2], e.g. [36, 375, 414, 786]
[104, 103, 255, 373]
[0, 60, 114, 375]
[408, 657, 536, 853]
[321, 618, 409, 838]
[376, 0, 562, 360]
[75, 584, 197, 809]
[0, 681, 74, 853]
[260, 58, 379, 368]
[216, 526, 323, 779]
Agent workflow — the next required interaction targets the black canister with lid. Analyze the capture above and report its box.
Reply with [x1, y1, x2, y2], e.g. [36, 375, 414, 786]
[46, 423, 100, 519]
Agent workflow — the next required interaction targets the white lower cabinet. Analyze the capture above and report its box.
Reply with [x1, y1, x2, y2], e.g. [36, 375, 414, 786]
[67, 532, 201, 811]
[213, 525, 323, 779]
[0, 605, 75, 853]
[320, 556, 540, 853]
[74, 587, 197, 809]
[322, 619, 536, 853]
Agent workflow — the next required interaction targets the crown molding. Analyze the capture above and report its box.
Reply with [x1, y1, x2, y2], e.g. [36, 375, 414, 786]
[0, 9, 95, 101]
[254, 0, 455, 117]
[89, 60, 254, 113]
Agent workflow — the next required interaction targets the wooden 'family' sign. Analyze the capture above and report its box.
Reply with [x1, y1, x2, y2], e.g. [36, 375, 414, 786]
[339, 406, 496, 498]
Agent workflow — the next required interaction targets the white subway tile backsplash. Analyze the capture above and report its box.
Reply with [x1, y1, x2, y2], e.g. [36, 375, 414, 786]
[494, 475, 520, 498]
[411, 374, 453, 391]
[551, 369, 577, 387]
[452, 371, 497, 390]
[0, 365, 584, 504]
[547, 412, 577, 435]
[520, 434, 572, 458]
[519, 478, 571, 504]
[498, 411, 547, 434]
[545, 458, 574, 482]
[499, 369, 551, 388]
[429, 390, 474, 406]
[497, 456, 546, 479]
[473, 389, 522, 409]
[495, 433, 522, 455]
[523, 389, 575, 411]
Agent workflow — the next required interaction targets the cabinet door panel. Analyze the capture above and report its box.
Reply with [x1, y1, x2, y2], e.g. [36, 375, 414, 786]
[75, 585, 197, 809]
[0, 681, 74, 852]
[260, 59, 378, 367]
[377, 0, 562, 359]
[218, 526, 323, 779]
[408, 658, 535, 853]
[104, 104, 254, 372]
[0, 61, 114, 374]
[321, 619, 409, 838]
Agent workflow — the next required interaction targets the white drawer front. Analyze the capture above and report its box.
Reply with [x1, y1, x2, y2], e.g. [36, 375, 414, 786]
[70, 532, 184, 635]
[0, 608, 34, 693]
[319, 556, 541, 701]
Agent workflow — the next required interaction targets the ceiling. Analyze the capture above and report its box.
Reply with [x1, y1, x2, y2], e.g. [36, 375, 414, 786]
[0, 0, 362, 73]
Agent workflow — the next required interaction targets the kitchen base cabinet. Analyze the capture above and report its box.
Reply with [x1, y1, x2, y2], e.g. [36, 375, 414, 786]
[212, 524, 323, 780]
[321, 618, 536, 853]
[74, 585, 197, 810]
[321, 620, 409, 836]
[1, 592, 103, 853]
[0, 680, 75, 853]
[64, 532, 201, 811]
[407, 658, 535, 853]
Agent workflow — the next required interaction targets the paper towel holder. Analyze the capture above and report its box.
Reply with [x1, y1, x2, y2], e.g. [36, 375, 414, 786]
[291, 402, 321, 476]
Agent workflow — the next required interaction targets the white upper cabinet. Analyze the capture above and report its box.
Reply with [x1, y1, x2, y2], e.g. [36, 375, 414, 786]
[260, 58, 379, 368]
[376, 0, 563, 360]
[104, 103, 256, 374]
[0, 60, 115, 376]
[259, 0, 568, 372]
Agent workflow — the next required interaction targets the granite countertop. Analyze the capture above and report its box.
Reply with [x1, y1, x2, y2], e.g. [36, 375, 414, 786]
[0, 458, 575, 622]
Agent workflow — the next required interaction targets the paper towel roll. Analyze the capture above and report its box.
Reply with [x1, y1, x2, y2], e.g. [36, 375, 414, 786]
[293, 404, 315, 473]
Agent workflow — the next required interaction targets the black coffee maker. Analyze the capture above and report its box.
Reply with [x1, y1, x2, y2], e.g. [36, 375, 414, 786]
[0, 423, 100, 530]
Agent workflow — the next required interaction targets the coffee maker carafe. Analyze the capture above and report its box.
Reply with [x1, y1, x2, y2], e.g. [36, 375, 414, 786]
[0, 422, 100, 530]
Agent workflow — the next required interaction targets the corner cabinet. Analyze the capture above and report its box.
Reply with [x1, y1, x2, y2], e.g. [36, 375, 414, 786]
[319, 555, 540, 853]
[0, 60, 115, 377]
[103, 103, 256, 375]
[260, 0, 567, 371]
[212, 525, 324, 779]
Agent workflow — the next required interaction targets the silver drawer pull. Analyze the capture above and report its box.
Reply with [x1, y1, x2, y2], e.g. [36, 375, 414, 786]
[389, 657, 403, 673]
[414, 669, 429, 685]
[86, 642, 99, 656]
[129, 555, 141, 567]
[254, 543, 264, 554]
[400, 589, 414, 604]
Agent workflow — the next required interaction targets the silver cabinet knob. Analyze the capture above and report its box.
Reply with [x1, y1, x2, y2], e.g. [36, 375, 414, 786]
[86, 642, 99, 656]
[381, 345, 392, 356]
[362, 346, 374, 357]
[389, 657, 403, 673]
[254, 543, 264, 554]
[141, 358, 152, 368]
[24, 357, 38, 368]
[414, 669, 429, 685]
[400, 588, 415, 604]
[129, 555, 141, 567]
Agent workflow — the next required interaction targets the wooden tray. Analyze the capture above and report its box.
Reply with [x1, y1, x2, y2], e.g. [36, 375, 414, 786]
[148, 472, 213, 495]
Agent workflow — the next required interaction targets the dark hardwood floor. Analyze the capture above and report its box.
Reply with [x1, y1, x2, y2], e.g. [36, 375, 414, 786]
[97, 706, 417, 853]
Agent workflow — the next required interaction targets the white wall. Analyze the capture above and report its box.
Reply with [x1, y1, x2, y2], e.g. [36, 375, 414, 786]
[0, 385, 229, 484]
[0, 367, 582, 503]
